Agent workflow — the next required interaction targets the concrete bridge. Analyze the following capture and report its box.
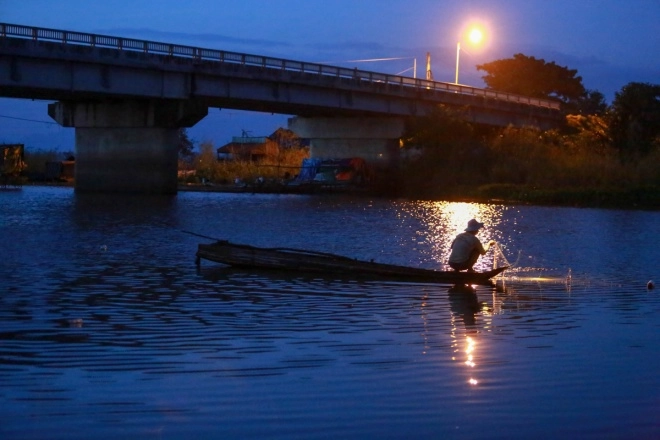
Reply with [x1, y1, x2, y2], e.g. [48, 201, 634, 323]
[0, 23, 562, 193]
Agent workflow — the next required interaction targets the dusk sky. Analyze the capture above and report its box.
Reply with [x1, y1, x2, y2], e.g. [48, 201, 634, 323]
[1, 0, 658, 152]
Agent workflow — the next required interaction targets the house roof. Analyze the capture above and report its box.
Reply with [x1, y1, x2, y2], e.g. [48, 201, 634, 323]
[217, 141, 270, 155]
[217, 128, 308, 154]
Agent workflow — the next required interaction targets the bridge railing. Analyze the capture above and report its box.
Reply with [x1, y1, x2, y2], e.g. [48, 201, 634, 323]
[1, 23, 561, 111]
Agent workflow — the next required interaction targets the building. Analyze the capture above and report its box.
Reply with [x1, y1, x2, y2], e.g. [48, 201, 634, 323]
[45, 157, 75, 182]
[1, 144, 26, 176]
[1, 144, 27, 186]
[216, 128, 308, 162]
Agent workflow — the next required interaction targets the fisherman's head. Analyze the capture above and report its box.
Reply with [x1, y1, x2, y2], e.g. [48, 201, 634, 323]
[464, 219, 484, 234]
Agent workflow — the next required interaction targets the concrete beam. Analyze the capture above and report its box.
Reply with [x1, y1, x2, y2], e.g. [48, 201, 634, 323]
[48, 100, 208, 128]
[48, 100, 208, 194]
[288, 116, 405, 169]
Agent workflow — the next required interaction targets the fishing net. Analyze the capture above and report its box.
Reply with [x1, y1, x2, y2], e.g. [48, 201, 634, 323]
[491, 241, 521, 270]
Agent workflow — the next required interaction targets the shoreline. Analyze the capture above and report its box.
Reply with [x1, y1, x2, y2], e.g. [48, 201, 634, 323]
[178, 182, 660, 211]
[15, 181, 659, 211]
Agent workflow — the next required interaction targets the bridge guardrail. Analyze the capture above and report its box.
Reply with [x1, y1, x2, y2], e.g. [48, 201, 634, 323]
[1, 23, 561, 111]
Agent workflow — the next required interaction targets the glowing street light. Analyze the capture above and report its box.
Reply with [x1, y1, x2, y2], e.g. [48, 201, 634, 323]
[455, 26, 485, 84]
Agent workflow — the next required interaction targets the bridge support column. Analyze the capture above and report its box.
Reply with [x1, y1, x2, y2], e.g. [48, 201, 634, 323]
[288, 116, 406, 170]
[48, 100, 207, 194]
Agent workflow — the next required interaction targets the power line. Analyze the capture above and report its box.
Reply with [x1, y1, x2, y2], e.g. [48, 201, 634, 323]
[316, 56, 414, 64]
[0, 114, 59, 125]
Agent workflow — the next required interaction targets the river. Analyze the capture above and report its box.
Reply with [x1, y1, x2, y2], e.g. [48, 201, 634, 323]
[1, 186, 659, 439]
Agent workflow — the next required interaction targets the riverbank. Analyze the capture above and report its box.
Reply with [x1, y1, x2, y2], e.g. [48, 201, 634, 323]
[407, 183, 660, 211]
[17, 181, 658, 210]
[179, 182, 659, 210]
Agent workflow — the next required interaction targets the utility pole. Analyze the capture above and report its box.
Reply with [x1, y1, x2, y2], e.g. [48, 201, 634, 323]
[425, 52, 433, 81]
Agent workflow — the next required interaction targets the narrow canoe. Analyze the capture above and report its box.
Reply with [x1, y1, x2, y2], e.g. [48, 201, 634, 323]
[196, 240, 507, 285]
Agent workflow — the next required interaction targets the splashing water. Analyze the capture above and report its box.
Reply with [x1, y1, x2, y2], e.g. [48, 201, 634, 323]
[491, 241, 520, 270]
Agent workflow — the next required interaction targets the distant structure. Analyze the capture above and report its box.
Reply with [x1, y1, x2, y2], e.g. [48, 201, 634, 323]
[45, 156, 75, 182]
[0, 143, 26, 187]
[216, 128, 308, 162]
[426, 52, 433, 81]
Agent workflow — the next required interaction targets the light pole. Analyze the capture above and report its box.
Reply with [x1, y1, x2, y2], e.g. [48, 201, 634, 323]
[455, 42, 461, 84]
[455, 27, 484, 85]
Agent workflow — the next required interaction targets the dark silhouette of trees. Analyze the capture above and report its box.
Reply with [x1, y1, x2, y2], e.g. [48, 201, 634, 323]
[476, 53, 585, 107]
[608, 82, 660, 157]
[178, 128, 195, 158]
[576, 90, 608, 115]
[403, 105, 475, 148]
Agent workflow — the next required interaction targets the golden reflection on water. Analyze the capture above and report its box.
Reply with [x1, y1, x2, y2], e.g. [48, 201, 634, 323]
[450, 316, 481, 386]
[446, 282, 506, 387]
[402, 201, 507, 271]
[405, 201, 517, 387]
[448, 285, 484, 387]
[466, 337, 478, 385]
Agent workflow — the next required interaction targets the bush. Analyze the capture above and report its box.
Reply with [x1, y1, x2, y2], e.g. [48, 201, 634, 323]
[183, 140, 309, 185]
[397, 114, 660, 209]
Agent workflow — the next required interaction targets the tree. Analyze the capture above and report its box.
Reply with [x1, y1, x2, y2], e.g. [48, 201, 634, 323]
[403, 105, 474, 149]
[565, 114, 611, 154]
[608, 82, 660, 157]
[178, 128, 195, 158]
[575, 89, 608, 116]
[476, 53, 585, 107]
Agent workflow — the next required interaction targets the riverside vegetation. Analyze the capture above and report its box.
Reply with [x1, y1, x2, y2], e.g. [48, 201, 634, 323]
[395, 103, 660, 210]
[179, 139, 309, 186]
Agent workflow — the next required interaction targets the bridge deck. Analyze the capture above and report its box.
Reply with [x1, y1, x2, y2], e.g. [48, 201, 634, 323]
[0, 22, 561, 115]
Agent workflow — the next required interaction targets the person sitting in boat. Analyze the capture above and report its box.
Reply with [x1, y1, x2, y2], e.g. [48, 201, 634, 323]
[448, 219, 496, 272]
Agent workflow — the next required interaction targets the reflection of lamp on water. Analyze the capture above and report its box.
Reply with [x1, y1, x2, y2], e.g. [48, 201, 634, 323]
[455, 26, 484, 84]
[448, 285, 480, 385]
[466, 336, 478, 385]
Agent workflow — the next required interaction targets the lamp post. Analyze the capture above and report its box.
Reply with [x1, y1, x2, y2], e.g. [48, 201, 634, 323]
[455, 42, 461, 84]
[454, 27, 484, 85]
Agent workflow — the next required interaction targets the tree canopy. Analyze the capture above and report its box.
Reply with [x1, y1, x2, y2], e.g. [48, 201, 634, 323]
[608, 82, 660, 156]
[178, 128, 195, 158]
[576, 89, 608, 115]
[476, 53, 585, 106]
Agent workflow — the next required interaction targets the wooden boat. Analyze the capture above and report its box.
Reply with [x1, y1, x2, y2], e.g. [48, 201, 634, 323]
[196, 240, 507, 285]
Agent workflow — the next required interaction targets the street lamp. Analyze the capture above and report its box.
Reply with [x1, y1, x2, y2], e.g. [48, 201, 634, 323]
[455, 27, 484, 84]
[454, 42, 461, 84]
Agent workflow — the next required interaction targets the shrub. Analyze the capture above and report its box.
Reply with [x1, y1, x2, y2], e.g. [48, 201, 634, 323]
[183, 140, 309, 185]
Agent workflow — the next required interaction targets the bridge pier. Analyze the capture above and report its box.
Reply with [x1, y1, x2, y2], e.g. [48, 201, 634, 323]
[288, 116, 405, 170]
[48, 100, 207, 194]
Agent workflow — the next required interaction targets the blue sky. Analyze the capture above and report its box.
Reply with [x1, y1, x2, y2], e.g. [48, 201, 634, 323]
[1, 0, 658, 152]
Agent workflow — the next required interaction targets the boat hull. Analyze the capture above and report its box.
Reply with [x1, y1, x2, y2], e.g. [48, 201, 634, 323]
[196, 240, 507, 285]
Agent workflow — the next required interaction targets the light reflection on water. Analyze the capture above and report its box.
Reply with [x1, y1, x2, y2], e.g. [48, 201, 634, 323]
[399, 201, 508, 272]
[1, 187, 659, 440]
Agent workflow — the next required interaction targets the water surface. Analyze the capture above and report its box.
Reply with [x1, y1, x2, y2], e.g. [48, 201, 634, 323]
[1, 187, 659, 439]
